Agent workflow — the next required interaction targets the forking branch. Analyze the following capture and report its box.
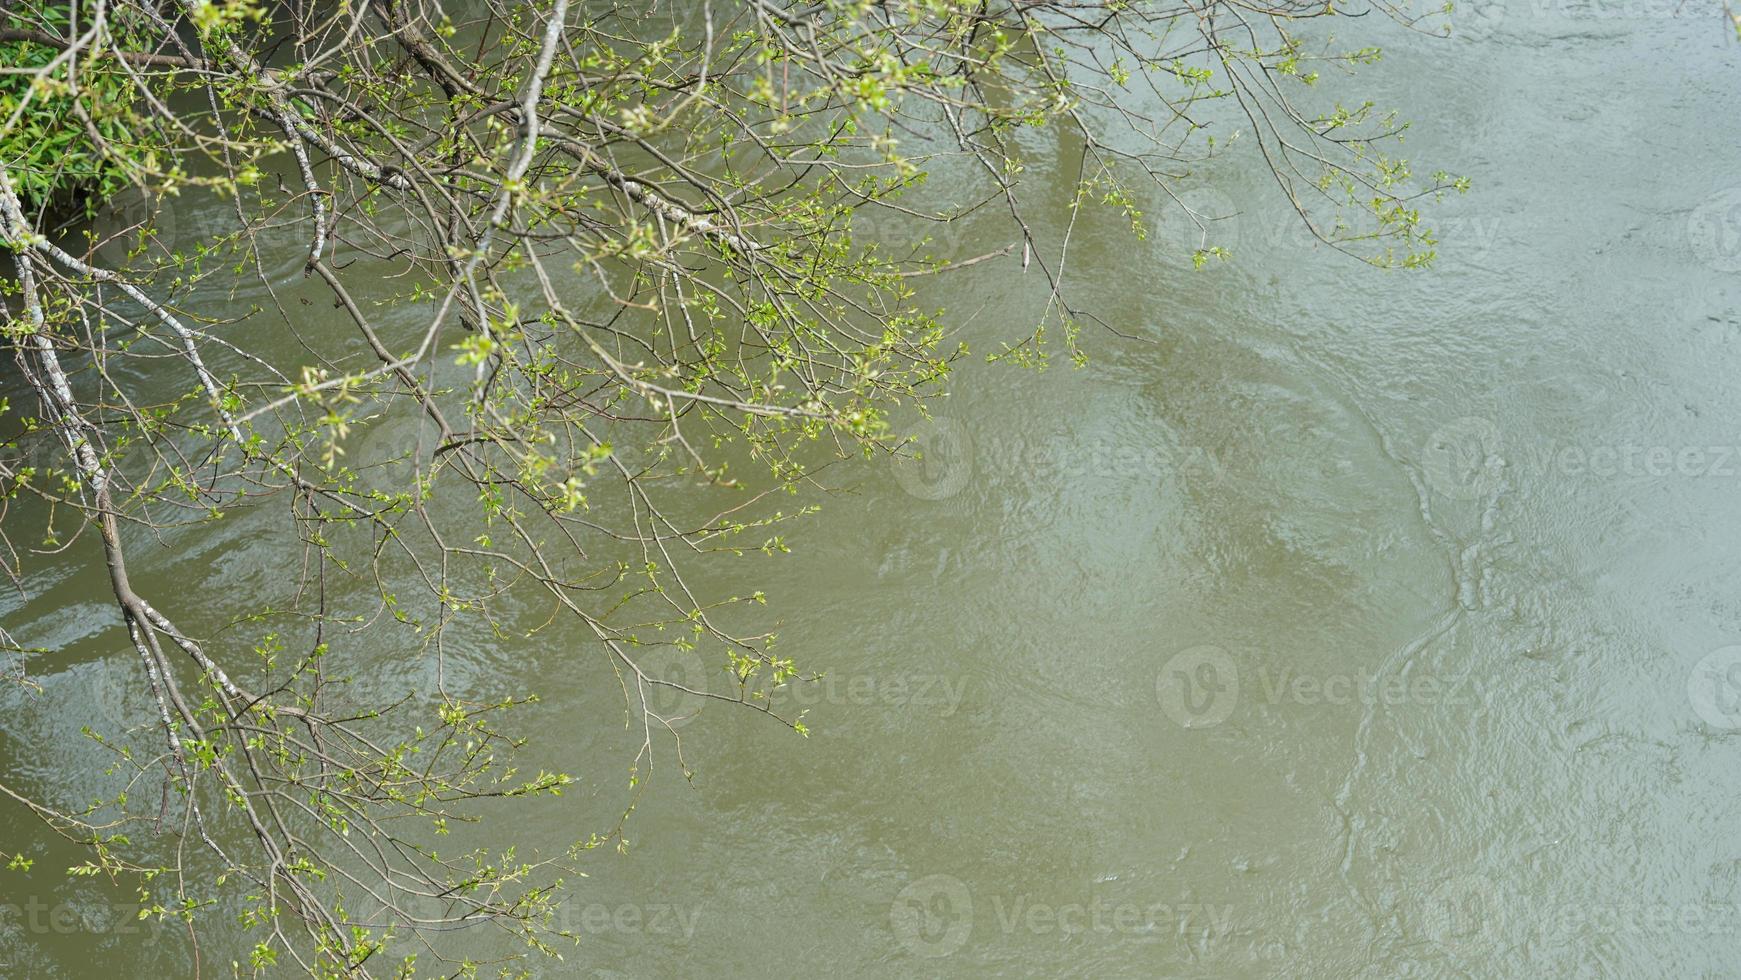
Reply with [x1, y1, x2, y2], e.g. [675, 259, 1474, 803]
[0, 0, 1458, 972]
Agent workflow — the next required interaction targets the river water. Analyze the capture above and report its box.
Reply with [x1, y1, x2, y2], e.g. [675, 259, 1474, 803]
[5, 3, 1741, 977]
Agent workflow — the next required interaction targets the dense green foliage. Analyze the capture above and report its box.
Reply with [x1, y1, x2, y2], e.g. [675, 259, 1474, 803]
[0, 2, 146, 214]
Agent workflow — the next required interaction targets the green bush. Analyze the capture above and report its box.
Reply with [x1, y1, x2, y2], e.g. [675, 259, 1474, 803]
[0, 2, 143, 216]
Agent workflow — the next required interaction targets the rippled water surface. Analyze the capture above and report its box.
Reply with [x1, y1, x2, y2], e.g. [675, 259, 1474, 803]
[6, 5, 1741, 977]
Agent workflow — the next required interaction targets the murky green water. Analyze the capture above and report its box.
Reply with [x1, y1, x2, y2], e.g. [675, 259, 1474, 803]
[7, 4, 1741, 977]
